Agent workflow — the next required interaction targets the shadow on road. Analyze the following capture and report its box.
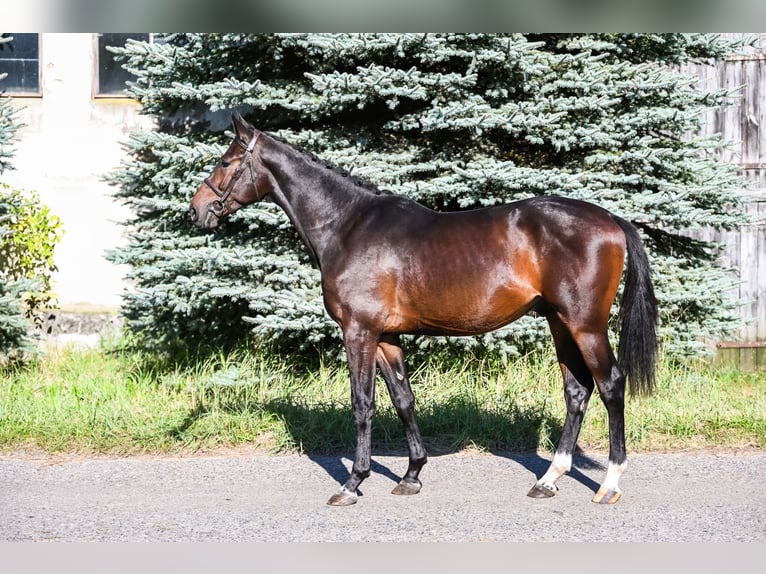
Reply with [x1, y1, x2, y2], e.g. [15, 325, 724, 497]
[499, 451, 604, 494]
[303, 450, 603, 497]
[305, 454, 402, 498]
[263, 394, 605, 495]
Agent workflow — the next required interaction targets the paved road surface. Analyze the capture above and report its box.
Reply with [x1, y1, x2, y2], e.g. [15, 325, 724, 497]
[1, 450, 764, 542]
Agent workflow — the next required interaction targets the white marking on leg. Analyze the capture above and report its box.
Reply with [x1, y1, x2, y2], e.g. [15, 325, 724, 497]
[600, 460, 627, 493]
[536, 452, 572, 491]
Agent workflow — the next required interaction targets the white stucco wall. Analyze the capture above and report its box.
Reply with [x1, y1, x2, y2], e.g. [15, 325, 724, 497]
[4, 33, 155, 311]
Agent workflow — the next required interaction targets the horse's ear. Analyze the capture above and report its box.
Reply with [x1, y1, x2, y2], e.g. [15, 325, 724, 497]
[231, 112, 252, 139]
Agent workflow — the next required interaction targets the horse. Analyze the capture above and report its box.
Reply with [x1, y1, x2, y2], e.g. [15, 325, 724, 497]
[190, 112, 658, 506]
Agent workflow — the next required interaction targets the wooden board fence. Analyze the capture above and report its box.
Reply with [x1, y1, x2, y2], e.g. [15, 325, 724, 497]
[682, 35, 766, 369]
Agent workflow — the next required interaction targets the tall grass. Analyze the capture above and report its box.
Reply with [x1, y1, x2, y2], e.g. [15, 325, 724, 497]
[1, 342, 764, 456]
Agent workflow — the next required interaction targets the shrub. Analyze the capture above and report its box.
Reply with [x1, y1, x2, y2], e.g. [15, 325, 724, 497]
[0, 184, 63, 355]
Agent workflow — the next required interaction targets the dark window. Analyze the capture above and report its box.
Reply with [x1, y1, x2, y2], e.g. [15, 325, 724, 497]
[0, 33, 41, 95]
[95, 33, 150, 97]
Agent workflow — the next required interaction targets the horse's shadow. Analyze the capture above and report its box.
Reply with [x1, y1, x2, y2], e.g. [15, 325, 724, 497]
[264, 396, 604, 496]
[303, 451, 602, 498]
[500, 451, 603, 494]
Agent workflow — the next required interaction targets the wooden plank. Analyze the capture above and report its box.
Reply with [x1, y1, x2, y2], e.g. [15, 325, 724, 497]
[742, 60, 760, 165]
[713, 61, 727, 156]
[757, 201, 766, 343]
[723, 59, 743, 164]
[727, 54, 766, 61]
[714, 347, 739, 369]
[742, 346, 757, 371]
[717, 341, 766, 349]
[760, 60, 766, 189]
[696, 62, 716, 139]
[739, 201, 759, 370]
[727, 216, 743, 329]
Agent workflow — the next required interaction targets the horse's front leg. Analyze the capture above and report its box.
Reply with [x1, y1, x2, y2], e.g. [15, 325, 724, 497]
[327, 324, 379, 507]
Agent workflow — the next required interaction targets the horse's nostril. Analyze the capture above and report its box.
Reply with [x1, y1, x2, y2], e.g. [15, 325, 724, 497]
[189, 206, 198, 223]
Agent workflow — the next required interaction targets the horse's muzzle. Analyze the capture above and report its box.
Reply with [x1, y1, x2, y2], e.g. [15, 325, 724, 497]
[189, 205, 220, 229]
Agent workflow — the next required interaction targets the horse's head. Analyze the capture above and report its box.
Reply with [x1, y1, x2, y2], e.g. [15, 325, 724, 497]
[189, 112, 271, 229]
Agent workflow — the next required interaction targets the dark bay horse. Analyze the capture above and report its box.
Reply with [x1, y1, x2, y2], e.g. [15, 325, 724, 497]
[190, 113, 658, 506]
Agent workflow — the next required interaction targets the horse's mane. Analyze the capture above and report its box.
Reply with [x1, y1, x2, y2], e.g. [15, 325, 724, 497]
[266, 132, 393, 197]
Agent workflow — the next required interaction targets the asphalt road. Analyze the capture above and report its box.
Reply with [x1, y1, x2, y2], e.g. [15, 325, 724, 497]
[1, 450, 764, 542]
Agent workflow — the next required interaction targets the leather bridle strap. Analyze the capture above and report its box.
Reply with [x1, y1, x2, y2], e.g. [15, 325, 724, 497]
[203, 132, 260, 216]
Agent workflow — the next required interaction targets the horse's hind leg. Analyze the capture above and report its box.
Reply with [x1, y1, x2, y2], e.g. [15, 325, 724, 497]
[572, 330, 627, 504]
[528, 315, 595, 499]
[377, 337, 427, 495]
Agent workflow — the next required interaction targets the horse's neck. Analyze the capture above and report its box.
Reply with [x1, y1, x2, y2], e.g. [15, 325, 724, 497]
[261, 140, 364, 266]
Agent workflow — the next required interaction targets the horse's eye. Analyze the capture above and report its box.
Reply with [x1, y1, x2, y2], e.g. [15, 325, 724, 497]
[221, 160, 231, 168]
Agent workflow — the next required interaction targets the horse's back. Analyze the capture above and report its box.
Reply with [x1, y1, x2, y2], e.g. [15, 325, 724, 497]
[513, 196, 624, 235]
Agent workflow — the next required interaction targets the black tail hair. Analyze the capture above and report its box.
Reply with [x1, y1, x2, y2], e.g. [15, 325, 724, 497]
[613, 216, 659, 396]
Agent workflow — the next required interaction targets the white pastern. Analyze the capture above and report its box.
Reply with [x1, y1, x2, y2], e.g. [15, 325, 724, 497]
[600, 460, 627, 492]
[536, 452, 573, 490]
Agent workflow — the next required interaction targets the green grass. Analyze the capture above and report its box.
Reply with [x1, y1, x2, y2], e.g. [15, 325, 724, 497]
[1, 343, 764, 456]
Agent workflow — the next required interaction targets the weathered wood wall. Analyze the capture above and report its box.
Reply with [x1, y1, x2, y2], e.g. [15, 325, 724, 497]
[682, 34, 766, 369]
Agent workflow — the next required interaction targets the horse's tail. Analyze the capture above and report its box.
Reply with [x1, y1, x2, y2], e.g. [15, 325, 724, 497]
[612, 216, 659, 396]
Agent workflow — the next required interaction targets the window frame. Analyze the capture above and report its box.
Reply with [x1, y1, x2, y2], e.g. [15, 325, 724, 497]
[0, 33, 43, 98]
[91, 33, 152, 100]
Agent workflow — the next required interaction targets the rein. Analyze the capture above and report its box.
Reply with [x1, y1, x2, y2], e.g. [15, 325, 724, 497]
[203, 132, 260, 216]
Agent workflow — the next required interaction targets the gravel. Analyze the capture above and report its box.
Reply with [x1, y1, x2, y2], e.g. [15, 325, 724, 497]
[2, 450, 764, 542]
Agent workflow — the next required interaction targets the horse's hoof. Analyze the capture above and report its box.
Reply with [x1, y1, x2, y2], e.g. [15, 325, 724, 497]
[327, 487, 358, 506]
[592, 487, 621, 504]
[392, 479, 422, 496]
[527, 483, 557, 499]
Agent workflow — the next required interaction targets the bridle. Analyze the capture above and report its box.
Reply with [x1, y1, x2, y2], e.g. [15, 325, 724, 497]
[203, 132, 260, 217]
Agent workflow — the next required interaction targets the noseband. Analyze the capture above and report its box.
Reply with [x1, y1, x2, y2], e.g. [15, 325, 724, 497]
[203, 132, 260, 217]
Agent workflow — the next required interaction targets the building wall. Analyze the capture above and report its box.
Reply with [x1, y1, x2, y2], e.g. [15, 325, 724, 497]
[4, 33, 155, 312]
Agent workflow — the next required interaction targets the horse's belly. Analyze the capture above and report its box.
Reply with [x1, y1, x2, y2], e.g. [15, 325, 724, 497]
[389, 288, 539, 336]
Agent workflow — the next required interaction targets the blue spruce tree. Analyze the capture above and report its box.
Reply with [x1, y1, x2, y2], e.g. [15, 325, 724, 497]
[108, 33, 750, 358]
